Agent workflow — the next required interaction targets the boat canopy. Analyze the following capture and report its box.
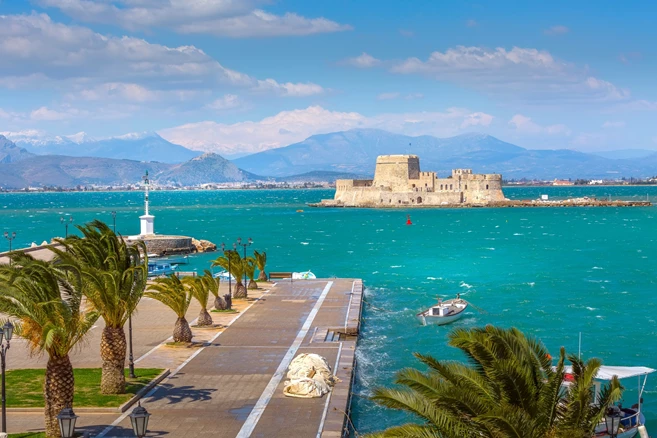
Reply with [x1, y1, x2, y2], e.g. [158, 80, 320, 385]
[561, 366, 656, 380]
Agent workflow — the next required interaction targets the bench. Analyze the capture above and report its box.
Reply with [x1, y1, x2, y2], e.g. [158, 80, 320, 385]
[269, 272, 293, 280]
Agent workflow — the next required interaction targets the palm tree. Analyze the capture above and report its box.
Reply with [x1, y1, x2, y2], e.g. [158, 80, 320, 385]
[0, 254, 99, 438]
[146, 275, 193, 342]
[52, 220, 147, 394]
[369, 325, 621, 438]
[243, 256, 258, 289]
[254, 250, 268, 281]
[200, 269, 227, 310]
[182, 276, 213, 326]
[211, 250, 247, 298]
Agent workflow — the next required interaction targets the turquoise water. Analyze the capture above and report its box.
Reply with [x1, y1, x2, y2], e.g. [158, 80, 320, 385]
[2, 186, 657, 434]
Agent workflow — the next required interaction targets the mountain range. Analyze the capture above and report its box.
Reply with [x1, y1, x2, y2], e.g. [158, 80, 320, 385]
[233, 129, 657, 180]
[3, 131, 200, 164]
[1, 128, 657, 188]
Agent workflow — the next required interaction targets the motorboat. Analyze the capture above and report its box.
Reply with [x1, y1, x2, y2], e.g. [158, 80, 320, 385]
[292, 270, 316, 280]
[564, 365, 655, 438]
[147, 262, 178, 277]
[417, 296, 468, 326]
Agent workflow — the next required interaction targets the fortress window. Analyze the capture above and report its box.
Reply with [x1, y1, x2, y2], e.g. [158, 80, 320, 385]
[440, 184, 443, 190]
[465, 185, 468, 190]
[417, 197, 422, 204]
[486, 184, 489, 190]
[450, 184, 453, 190]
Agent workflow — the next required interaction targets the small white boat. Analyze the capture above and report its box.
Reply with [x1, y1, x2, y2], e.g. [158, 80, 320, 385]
[417, 296, 468, 326]
[292, 270, 316, 280]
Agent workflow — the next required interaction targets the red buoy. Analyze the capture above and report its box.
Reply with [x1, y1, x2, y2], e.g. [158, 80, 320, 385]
[406, 214, 412, 225]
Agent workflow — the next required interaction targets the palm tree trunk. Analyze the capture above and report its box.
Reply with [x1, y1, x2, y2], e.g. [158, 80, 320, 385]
[197, 308, 213, 326]
[173, 317, 193, 342]
[100, 326, 126, 394]
[213, 295, 227, 310]
[257, 271, 268, 281]
[44, 354, 74, 438]
[234, 282, 247, 299]
[247, 279, 258, 289]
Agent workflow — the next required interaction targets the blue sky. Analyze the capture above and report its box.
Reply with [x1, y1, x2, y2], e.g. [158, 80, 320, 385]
[0, 0, 656, 156]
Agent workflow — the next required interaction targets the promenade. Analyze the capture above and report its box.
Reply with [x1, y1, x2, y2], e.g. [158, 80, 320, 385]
[5, 278, 363, 438]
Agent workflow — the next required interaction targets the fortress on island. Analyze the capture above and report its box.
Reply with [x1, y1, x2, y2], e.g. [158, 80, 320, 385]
[316, 155, 506, 207]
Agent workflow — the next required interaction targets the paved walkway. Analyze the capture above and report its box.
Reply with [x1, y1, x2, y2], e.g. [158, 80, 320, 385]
[72, 278, 361, 438]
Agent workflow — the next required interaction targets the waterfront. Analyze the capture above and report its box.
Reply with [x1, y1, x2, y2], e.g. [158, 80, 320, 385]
[2, 186, 657, 434]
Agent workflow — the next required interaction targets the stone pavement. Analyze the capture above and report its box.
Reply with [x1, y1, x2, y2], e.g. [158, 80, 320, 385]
[67, 278, 362, 438]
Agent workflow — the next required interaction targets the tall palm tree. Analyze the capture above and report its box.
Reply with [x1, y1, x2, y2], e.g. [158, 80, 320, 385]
[243, 256, 258, 289]
[0, 254, 99, 438]
[369, 325, 621, 438]
[52, 220, 147, 394]
[182, 276, 213, 326]
[254, 250, 268, 281]
[211, 250, 247, 298]
[200, 269, 226, 310]
[146, 275, 193, 342]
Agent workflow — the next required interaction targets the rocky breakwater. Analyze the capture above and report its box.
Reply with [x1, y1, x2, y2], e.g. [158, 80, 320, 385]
[488, 197, 652, 208]
[192, 238, 217, 253]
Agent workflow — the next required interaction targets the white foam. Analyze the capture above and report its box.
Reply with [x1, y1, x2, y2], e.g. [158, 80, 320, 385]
[300, 242, 309, 245]
[460, 281, 473, 289]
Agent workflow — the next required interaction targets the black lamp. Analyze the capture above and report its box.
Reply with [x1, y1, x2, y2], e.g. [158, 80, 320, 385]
[604, 405, 621, 438]
[3, 322, 13, 342]
[57, 407, 78, 438]
[130, 402, 151, 438]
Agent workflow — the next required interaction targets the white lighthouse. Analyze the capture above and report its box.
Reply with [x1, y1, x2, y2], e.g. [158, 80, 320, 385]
[139, 170, 155, 236]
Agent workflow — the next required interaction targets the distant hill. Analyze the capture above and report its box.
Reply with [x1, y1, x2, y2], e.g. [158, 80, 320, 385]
[232, 128, 657, 179]
[6, 132, 201, 164]
[591, 149, 657, 160]
[0, 136, 35, 163]
[278, 171, 369, 183]
[157, 153, 260, 185]
[0, 137, 257, 188]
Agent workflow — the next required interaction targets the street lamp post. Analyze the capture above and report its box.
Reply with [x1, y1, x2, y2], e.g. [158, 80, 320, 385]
[605, 405, 621, 438]
[57, 407, 78, 438]
[60, 216, 73, 238]
[0, 322, 14, 435]
[236, 237, 252, 296]
[111, 211, 117, 233]
[221, 243, 237, 297]
[3, 232, 15, 254]
[129, 402, 151, 438]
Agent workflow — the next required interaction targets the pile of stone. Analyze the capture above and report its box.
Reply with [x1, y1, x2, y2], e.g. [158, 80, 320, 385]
[192, 238, 217, 253]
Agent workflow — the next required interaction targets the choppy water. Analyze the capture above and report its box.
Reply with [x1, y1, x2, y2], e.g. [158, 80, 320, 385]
[1, 186, 657, 434]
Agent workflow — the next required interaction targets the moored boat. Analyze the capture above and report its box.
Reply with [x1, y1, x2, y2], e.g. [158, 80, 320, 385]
[292, 270, 316, 280]
[147, 262, 178, 277]
[417, 296, 468, 326]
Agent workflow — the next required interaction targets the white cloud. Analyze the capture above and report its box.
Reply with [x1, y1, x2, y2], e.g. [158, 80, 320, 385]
[343, 53, 381, 68]
[38, 0, 351, 38]
[602, 121, 626, 129]
[253, 80, 325, 97]
[0, 13, 325, 100]
[508, 114, 570, 135]
[158, 105, 494, 157]
[466, 19, 478, 28]
[377, 92, 424, 101]
[615, 100, 657, 111]
[30, 106, 87, 121]
[204, 94, 242, 111]
[389, 46, 629, 103]
[544, 25, 569, 35]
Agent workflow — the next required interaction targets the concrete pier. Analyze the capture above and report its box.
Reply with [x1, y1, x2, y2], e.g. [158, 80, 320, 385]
[92, 278, 363, 438]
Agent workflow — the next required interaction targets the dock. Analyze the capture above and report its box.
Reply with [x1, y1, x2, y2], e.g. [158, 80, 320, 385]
[94, 278, 363, 438]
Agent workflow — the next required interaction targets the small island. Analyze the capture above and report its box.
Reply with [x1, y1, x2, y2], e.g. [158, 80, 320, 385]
[311, 154, 651, 208]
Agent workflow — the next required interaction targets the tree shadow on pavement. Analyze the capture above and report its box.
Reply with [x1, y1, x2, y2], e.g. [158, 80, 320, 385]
[145, 383, 216, 405]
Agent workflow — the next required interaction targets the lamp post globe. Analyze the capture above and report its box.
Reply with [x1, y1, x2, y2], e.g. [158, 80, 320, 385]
[130, 403, 151, 438]
[57, 407, 78, 438]
[2, 323, 12, 343]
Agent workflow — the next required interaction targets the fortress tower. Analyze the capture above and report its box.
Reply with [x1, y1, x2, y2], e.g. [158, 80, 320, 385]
[372, 155, 420, 191]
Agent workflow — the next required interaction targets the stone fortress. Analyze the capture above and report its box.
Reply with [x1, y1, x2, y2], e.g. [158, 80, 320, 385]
[316, 155, 506, 207]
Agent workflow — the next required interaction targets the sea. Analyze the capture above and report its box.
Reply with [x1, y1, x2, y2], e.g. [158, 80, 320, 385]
[2, 185, 657, 434]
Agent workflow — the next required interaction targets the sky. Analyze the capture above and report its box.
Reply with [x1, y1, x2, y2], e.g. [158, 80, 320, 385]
[1, 0, 656, 156]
